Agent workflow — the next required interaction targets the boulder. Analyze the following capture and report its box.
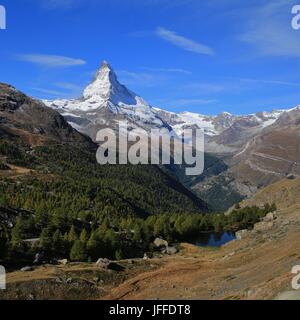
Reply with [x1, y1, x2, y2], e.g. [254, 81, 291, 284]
[165, 246, 178, 255]
[263, 212, 277, 222]
[21, 266, 33, 272]
[58, 259, 68, 265]
[95, 258, 111, 269]
[95, 258, 124, 271]
[33, 252, 44, 264]
[66, 278, 73, 284]
[153, 238, 168, 248]
[287, 174, 296, 180]
[236, 229, 249, 240]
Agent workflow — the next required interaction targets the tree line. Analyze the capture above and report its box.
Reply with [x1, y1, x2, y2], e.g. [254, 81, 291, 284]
[0, 204, 276, 264]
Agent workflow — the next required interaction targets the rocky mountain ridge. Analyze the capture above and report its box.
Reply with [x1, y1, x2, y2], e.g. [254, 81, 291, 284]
[44, 61, 291, 149]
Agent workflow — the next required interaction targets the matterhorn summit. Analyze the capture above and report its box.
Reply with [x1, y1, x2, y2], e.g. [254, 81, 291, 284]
[83, 60, 119, 100]
[44, 60, 170, 140]
[82, 61, 145, 108]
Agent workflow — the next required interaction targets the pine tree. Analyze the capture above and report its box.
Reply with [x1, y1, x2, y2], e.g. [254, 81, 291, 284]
[10, 218, 27, 259]
[39, 228, 52, 252]
[11, 217, 24, 248]
[63, 232, 69, 243]
[35, 206, 49, 227]
[115, 249, 123, 260]
[0, 231, 8, 260]
[80, 229, 88, 242]
[52, 230, 64, 257]
[68, 226, 77, 243]
[133, 224, 142, 243]
[70, 240, 87, 262]
[104, 229, 118, 259]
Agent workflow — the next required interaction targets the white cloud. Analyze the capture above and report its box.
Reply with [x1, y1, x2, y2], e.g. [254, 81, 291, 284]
[182, 82, 225, 93]
[31, 82, 83, 99]
[16, 54, 86, 68]
[55, 82, 83, 91]
[156, 27, 215, 56]
[31, 87, 65, 97]
[238, 78, 300, 87]
[141, 67, 192, 75]
[117, 70, 160, 87]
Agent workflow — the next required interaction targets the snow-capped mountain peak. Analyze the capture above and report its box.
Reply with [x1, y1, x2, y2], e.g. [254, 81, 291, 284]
[45, 60, 155, 112]
[44, 61, 170, 138]
[43, 60, 296, 146]
[83, 61, 117, 99]
[82, 61, 137, 107]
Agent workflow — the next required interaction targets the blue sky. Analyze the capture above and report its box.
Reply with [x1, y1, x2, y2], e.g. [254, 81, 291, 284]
[1, 0, 300, 115]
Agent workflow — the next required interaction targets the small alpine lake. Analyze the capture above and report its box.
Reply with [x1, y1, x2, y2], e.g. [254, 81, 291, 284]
[194, 231, 236, 247]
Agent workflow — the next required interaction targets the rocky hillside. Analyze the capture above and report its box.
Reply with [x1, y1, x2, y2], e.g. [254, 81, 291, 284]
[0, 83, 94, 148]
[240, 176, 300, 211]
[188, 107, 300, 211]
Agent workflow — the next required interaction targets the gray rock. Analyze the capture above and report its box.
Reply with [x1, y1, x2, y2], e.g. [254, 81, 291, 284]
[66, 278, 73, 284]
[153, 238, 168, 248]
[33, 252, 44, 264]
[21, 266, 33, 272]
[95, 258, 124, 271]
[58, 259, 68, 265]
[263, 212, 277, 222]
[95, 258, 111, 269]
[165, 246, 178, 255]
[287, 174, 296, 180]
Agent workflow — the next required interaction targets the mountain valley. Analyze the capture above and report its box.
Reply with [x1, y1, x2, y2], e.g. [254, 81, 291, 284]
[1, 61, 300, 301]
[42, 61, 300, 211]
